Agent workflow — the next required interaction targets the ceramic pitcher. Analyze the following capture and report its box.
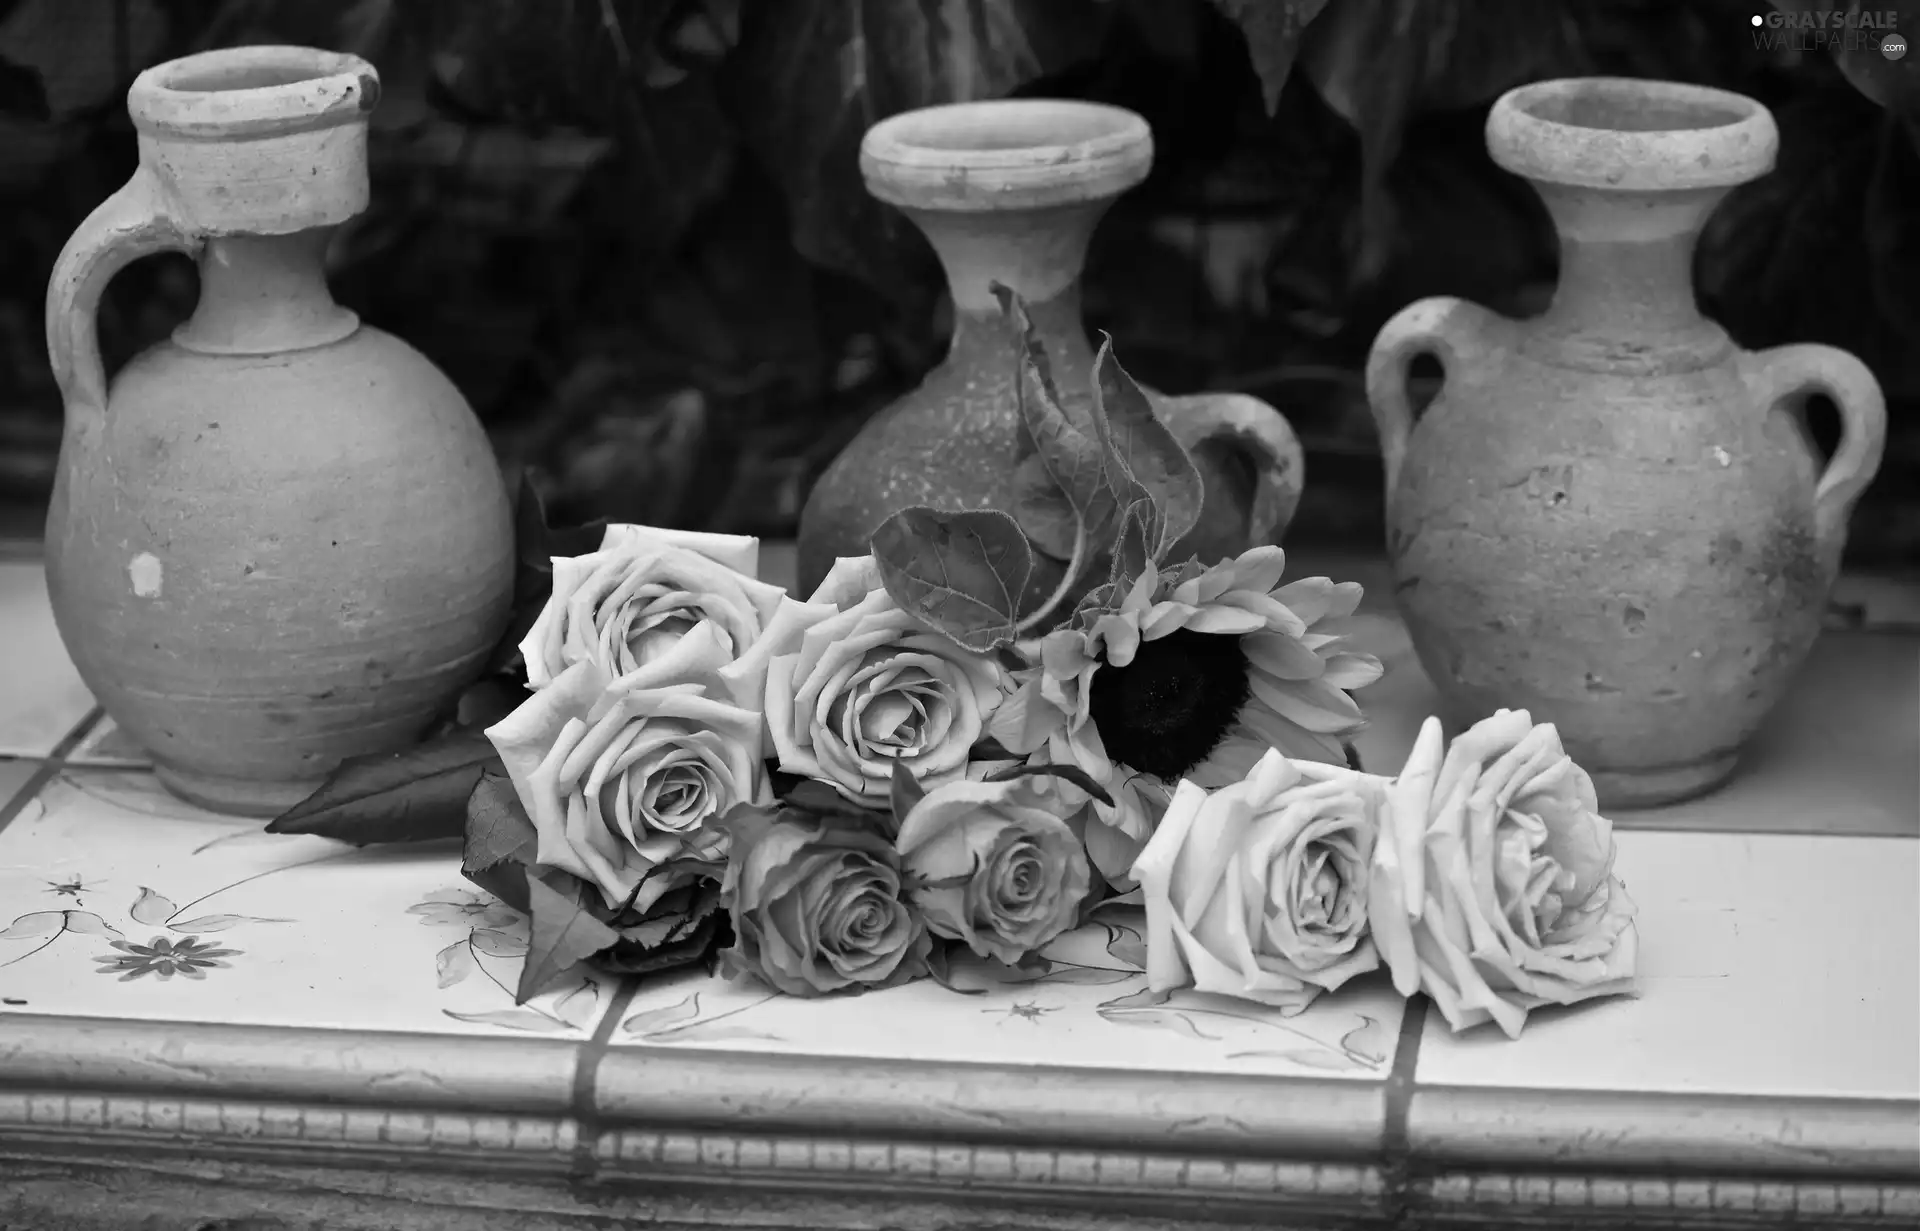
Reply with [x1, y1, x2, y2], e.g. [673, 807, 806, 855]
[796, 99, 1304, 599]
[1366, 77, 1886, 808]
[44, 46, 515, 817]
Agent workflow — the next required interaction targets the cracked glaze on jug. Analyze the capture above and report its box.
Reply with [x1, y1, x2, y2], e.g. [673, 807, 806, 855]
[44, 46, 514, 817]
[1366, 78, 1886, 809]
[797, 100, 1304, 599]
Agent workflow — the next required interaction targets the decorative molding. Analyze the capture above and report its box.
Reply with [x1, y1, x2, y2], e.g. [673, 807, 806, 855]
[1407, 1084, 1920, 1181]
[1409, 1170, 1920, 1228]
[590, 1046, 1391, 1157]
[3, 1014, 1917, 1228]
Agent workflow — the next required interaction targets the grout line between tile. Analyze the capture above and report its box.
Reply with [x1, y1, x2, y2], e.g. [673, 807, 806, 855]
[0, 707, 101, 838]
[1379, 993, 1430, 1227]
[569, 977, 641, 1180]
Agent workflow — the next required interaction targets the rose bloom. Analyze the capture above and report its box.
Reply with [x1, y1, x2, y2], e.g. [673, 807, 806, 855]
[1132, 748, 1383, 1013]
[720, 798, 931, 996]
[895, 777, 1093, 965]
[766, 555, 1007, 806]
[1371, 710, 1639, 1038]
[488, 622, 771, 911]
[522, 523, 801, 688]
[992, 547, 1383, 887]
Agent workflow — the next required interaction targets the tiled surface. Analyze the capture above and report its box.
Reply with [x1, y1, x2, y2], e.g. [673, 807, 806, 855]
[607, 916, 1405, 1079]
[0, 561, 93, 757]
[0, 551, 1912, 1108]
[0, 769, 621, 1038]
[1413, 830, 1920, 1101]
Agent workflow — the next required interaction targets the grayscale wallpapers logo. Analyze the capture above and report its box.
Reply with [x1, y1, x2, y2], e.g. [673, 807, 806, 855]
[1751, 9, 1906, 58]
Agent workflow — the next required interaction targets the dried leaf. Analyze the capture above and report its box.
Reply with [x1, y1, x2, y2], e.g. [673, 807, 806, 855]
[871, 506, 1035, 651]
[1028, 962, 1137, 986]
[515, 872, 619, 1003]
[1092, 344, 1202, 560]
[266, 729, 499, 845]
[435, 939, 475, 989]
[464, 770, 540, 873]
[128, 888, 175, 927]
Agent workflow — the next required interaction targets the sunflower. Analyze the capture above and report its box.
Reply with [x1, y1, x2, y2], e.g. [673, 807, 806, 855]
[989, 547, 1383, 887]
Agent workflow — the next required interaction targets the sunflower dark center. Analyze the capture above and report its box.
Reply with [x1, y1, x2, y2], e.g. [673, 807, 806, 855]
[1087, 627, 1250, 780]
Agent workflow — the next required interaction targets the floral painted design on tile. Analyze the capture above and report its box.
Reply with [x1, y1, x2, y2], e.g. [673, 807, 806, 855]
[95, 936, 242, 981]
[621, 988, 786, 1045]
[0, 873, 298, 977]
[409, 886, 602, 1035]
[0, 909, 121, 968]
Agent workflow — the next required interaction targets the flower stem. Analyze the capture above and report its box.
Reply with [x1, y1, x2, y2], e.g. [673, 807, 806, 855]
[1016, 521, 1089, 636]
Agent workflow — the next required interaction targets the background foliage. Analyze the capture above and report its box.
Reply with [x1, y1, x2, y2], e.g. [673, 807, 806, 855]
[0, 0, 1915, 563]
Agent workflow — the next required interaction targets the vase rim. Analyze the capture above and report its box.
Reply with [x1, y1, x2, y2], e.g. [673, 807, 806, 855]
[1488, 77, 1777, 193]
[861, 99, 1152, 212]
[129, 45, 378, 143]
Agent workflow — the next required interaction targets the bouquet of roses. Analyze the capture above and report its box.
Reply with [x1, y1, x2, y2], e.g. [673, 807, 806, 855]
[267, 289, 1638, 1036]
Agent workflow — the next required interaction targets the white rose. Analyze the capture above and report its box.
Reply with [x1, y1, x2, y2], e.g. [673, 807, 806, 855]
[1132, 748, 1383, 1013]
[522, 523, 795, 688]
[488, 622, 772, 910]
[766, 556, 1008, 805]
[1370, 710, 1639, 1038]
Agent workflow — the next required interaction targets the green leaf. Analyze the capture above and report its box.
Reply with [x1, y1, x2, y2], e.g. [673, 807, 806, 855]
[889, 762, 927, 828]
[981, 761, 1115, 807]
[1009, 455, 1082, 561]
[265, 729, 499, 844]
[515, 870, 619, 1004]
[1093, 340, 1203, 561]
[1208, 0, 1332, 114]
[1107, 499, 1157, 593]
[463, 770, 540, 874]
[871, 506, 1035, 652]
[1003, 285, 1129, 552]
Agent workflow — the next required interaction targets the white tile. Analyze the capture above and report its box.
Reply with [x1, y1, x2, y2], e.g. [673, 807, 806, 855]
[1413, 830, 1920, 1101]
[0, 768, 621, 1038]
[0, 563, 94, 757]
[608, 911, 1406, 1082]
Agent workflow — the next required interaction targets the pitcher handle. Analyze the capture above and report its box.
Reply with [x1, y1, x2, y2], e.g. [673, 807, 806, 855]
[1742, 344, 1888, 556]
[1365, 296, 1503, 514]
[1158, 392, 1305, 546]
[46, 165, 202, 434]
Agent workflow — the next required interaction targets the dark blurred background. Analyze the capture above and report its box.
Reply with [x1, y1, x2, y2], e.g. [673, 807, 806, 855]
[1, 0, 1916, 566]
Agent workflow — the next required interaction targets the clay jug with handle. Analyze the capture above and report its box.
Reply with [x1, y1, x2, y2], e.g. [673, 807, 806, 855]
[44, 46, 515, 817]
[796, 100, 1304, 599]
[1366, 77, 1886, 809]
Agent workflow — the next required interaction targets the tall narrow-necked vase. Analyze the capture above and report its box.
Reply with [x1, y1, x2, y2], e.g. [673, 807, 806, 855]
[797, 99, 1305, 598]
[1366, 78, 1886, 808]
[44, 46, 514, 817]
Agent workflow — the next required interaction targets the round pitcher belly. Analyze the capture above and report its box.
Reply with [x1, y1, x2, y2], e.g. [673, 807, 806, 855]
[43, 45, 514, 816]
